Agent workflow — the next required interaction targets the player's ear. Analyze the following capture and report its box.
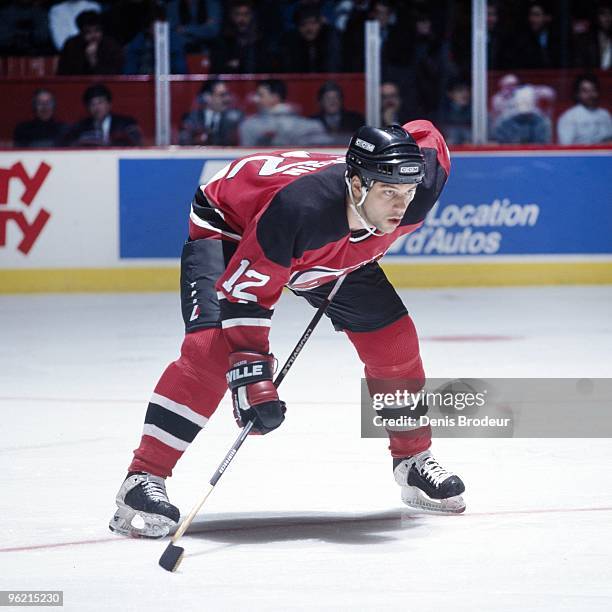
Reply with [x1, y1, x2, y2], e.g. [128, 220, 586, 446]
[350, 175, 362, 199]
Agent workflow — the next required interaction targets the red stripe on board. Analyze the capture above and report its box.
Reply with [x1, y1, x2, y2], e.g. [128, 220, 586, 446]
[2, 506, 612, 554]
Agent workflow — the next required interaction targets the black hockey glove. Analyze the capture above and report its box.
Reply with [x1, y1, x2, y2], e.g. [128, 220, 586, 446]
[227, 352, 286, 434]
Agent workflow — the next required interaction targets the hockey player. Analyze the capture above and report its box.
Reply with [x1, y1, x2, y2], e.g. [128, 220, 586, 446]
[109, 120, 466, 538]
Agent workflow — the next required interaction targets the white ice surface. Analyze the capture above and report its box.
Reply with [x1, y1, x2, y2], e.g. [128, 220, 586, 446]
[1, 286, 612, 611]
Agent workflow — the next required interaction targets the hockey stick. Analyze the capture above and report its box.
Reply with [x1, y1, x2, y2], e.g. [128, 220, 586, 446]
[159, 274, 347, 572]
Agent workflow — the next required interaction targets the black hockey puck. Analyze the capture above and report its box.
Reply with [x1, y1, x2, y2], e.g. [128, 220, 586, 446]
[159, 542, 184, 572]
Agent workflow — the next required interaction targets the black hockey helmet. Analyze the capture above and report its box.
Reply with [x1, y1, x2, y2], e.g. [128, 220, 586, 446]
[346, 124, 425, 186]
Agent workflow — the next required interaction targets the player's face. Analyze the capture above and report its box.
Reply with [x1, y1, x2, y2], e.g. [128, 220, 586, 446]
[362, 181, 419, 234]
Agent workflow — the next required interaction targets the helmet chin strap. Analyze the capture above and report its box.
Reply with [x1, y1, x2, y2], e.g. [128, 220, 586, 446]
[344, 173, 385, 237]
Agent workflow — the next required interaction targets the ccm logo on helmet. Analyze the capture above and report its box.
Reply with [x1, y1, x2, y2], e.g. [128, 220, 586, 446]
[399, 165, 421, 174]
[355, 138, 375, 152]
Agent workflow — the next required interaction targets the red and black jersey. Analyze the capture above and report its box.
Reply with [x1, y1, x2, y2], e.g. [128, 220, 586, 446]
[189, 120, 451, 354]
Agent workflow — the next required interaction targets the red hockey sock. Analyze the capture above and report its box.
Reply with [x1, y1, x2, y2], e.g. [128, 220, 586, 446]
[129, 327, 229, 477]
[345, 315, 432, 458]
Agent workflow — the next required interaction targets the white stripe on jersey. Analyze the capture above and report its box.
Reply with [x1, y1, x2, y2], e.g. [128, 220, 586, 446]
[221, 318, 272, 329]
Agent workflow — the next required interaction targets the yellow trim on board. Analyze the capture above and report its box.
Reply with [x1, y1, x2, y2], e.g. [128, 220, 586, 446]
[0, 267, 180, 293]
[381, 261, 612, 287]
[0, 262, 611, 294]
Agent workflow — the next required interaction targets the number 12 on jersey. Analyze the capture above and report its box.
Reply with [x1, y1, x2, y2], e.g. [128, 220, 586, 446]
[222, 259, 270, 301]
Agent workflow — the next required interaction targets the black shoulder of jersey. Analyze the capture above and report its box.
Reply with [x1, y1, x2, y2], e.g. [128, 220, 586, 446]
[401, 146, 449, 226]
[256, 163, 349, 267]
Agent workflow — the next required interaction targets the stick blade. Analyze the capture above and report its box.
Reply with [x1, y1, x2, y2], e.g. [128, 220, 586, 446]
[159, 542, 184, 572]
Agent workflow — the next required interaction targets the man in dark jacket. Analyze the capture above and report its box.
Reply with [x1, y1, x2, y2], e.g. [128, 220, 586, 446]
[510, 2, 561, 69]
[210, 0, 270, 73]
[13, 89, 67, 148]
[178, 79, 244, 146]
[437, 80, 472, 145]
[281, 5, 341, 73]
[124, 6, 187, 75]
[57, 10, 123, 75]
[64, 83, 142, 146]
[310, 81, 364, 144]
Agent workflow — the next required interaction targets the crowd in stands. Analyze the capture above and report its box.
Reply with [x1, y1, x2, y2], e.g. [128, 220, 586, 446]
[13, 83, 142, 146]
[2, 1, 611, 71]
[2, 0, 612, 147]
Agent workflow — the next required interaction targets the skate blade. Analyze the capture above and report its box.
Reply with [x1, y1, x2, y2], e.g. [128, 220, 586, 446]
[109, 504, 177, 539]
[401, 486, 466, 514]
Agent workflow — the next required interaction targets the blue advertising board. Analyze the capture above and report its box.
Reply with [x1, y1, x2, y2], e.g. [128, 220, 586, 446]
[119, 152, 612, 259]
[119, 158, 209, 258]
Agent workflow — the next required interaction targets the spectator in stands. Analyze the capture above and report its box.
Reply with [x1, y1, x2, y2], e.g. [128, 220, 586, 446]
[492, 87, 552, 144]
[333, 0, 369, 34]
[64, 83, 142, 147]
[572, 3, 612, 69]
[239, 78, 331, 147]
[343, 0, 408, 73]
[557, 74, 612, 144]
[210, 0, 271, 73]
[509, 2, 560, 69]
[311, 81, 364, 144]
[490, 74, 555, 126]
[57, 11, 123, 75]
[438, 80, 472, 145]
[103, 0, 159, 47]
[343, 0, 372, 72]
[280, 5, 341, 73]
[380, 81, 402, 125]
[486, 1, 505, 70]
[490, 74, 520, 124]
[13, 89, 67, 148]
[278, 0, 338, 33]
[178, 79, 244, 145]
[0, 0, 53, 56]
[165, 0, 222, 53]
[593, 3, 612, 69]
[408, 9, 451, 116]
[49, 0, 101, 52]
[124, 6, 187, 74]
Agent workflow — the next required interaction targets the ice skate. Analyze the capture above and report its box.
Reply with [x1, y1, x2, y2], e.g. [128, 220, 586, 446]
[109, 472, 180, 538]
[394, 450, 466, 514]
